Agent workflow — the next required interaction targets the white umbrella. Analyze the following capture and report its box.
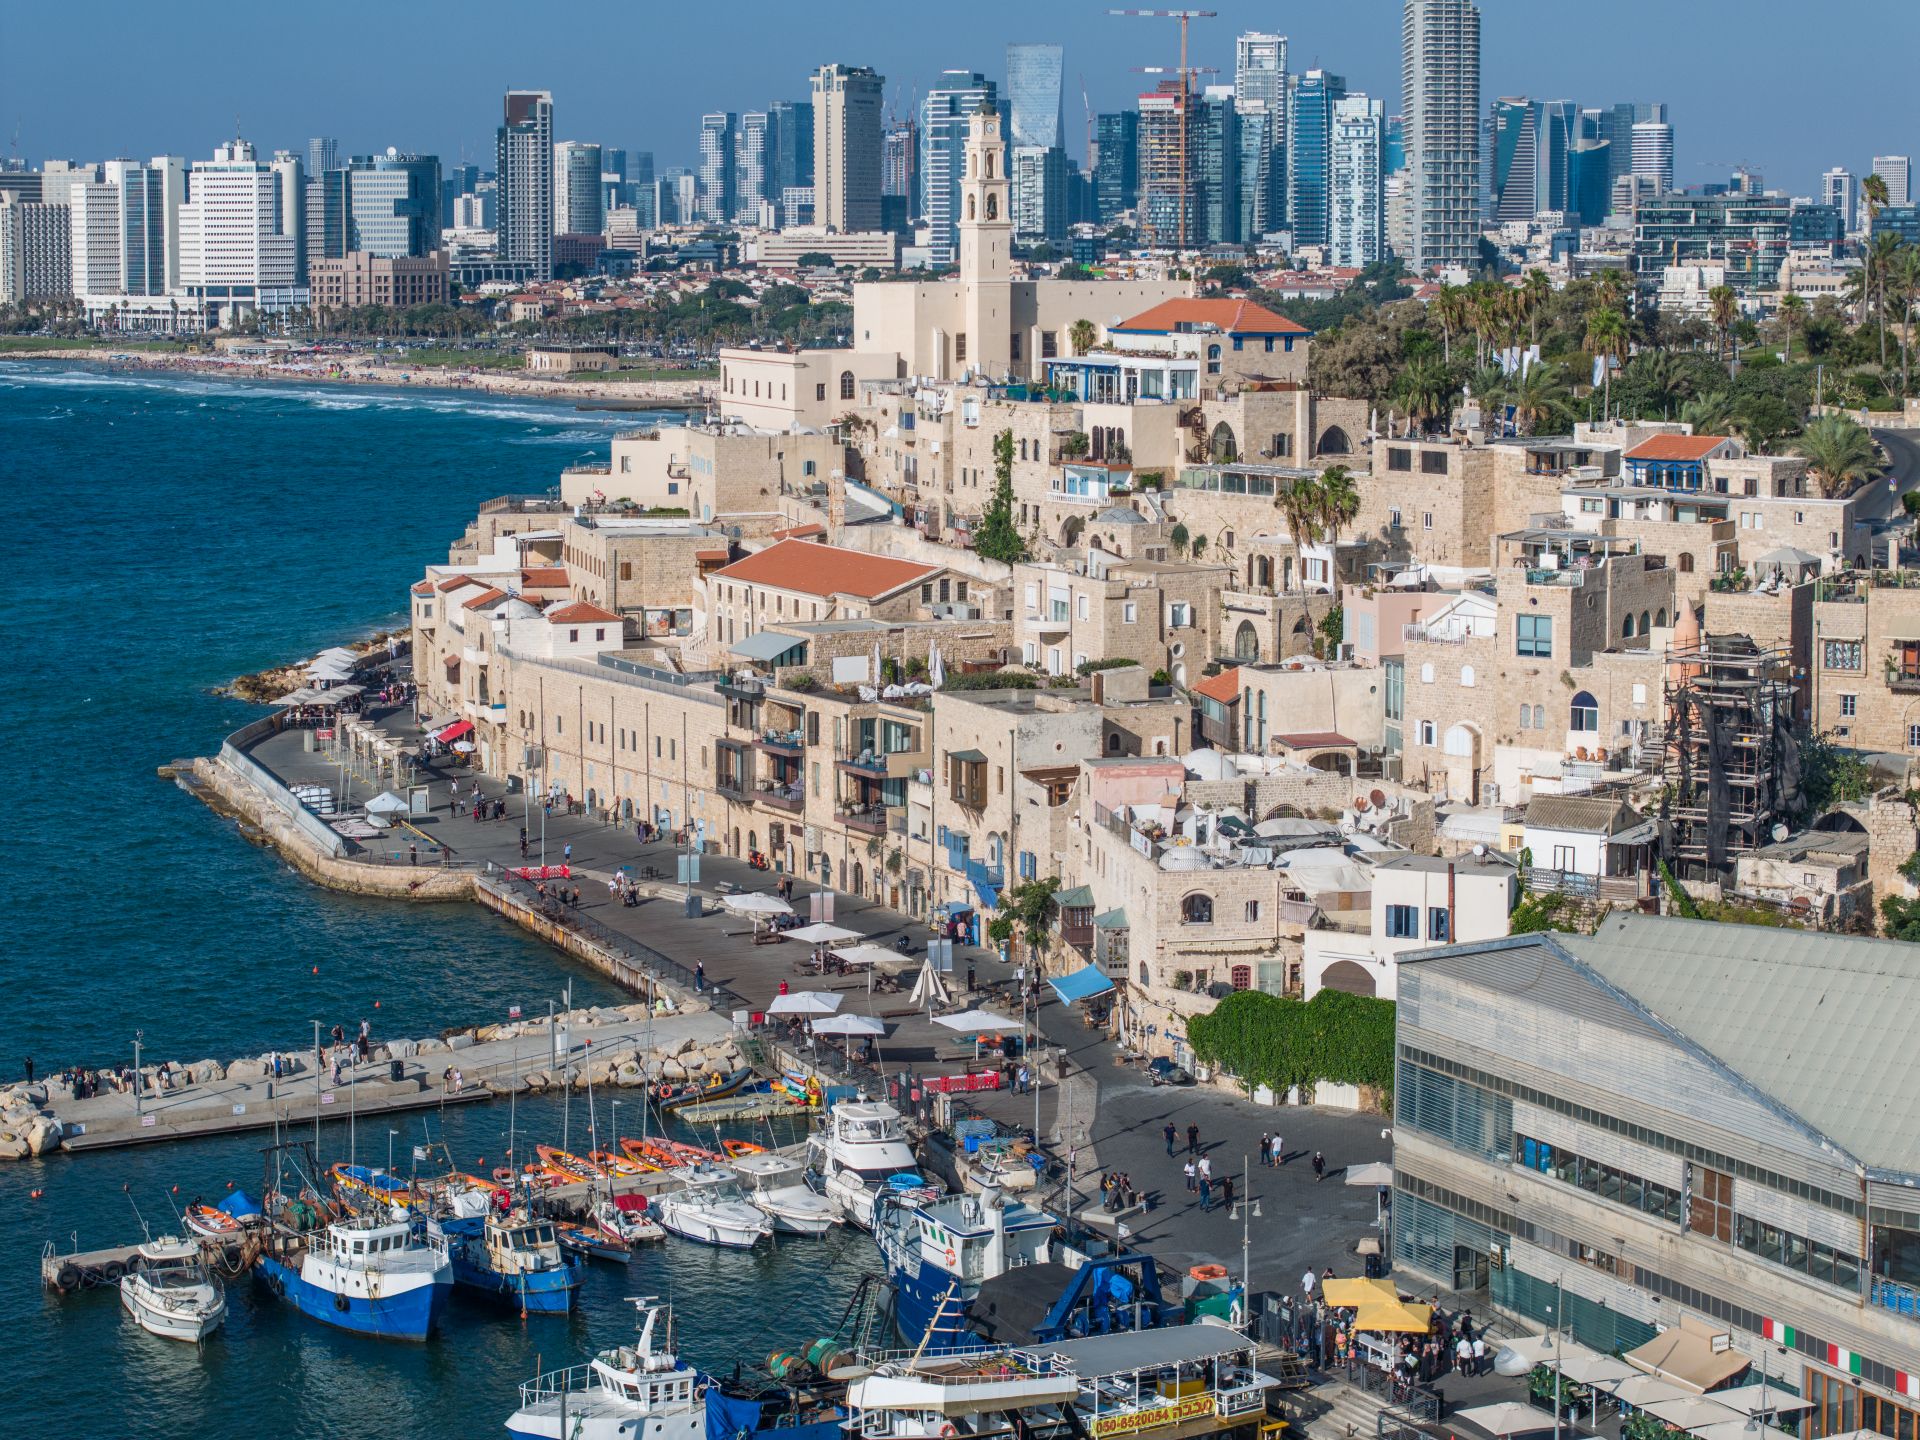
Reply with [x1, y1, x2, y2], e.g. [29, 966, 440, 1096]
[1453, 1403, 1558, 1437]
[1345, 1161, 1394, 1187]
[450, 740, 476, 753]
[767, 990, 842, 1016]
[723, 892, 794, 916]
[787, 922, 862, 945]
[365, 791, 411, 816]
[909, 955, 951, 1011]
[810, 1014, 886, 1037]
[833, 943, 903, 968]
[928, 640, 945, 690]
[933, 1009, 1019, 1035]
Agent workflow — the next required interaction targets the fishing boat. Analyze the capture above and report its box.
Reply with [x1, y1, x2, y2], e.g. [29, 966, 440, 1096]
[733, 1153, 838, 1236]
[329, 1162, 417, 1218]
[435, 1209, 581, 1313]
[586, 1148, 654, 1179]
[804, 1101, 939, 1230]
[533, 1146, 604, 1184]
[556, 1219, 632, 1264]
[652, 1066, 755, 1109]
[655, 1164, 773, 1248]
[255, 1213, 452, 1341]
[593, 1194, 665, 1244]
[182, 1204, 243, 1240]
[722, 1138, 767, 1158]
[119, 1237, 227, 1342]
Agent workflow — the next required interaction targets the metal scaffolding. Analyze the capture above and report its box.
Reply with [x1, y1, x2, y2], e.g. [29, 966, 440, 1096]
[1660, 635, 1800, 880]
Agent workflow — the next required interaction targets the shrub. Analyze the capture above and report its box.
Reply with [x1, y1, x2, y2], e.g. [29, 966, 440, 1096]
[1185, 988, 1395, 1097]
[1075, 657, 1140, 676]
[941, 669, 1038, 692]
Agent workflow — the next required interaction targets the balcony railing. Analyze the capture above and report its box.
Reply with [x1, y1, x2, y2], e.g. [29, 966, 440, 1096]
[1871, 1277, 1920, 1319]
[837, 749, 890, 776]
[754, 727, 805, 753]
[836, 804, 889, 834]
[1402, 623, 1473, 644]
[755, 782, 804, 811]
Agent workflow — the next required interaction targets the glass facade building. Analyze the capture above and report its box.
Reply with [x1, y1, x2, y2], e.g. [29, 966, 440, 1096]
[920, 72, 995, 264]
[316, 153, 442, 261]
[1005, 44, 1064, 151]
[1093, 111, 1139, 223]
[1288, 70, 1346, 248]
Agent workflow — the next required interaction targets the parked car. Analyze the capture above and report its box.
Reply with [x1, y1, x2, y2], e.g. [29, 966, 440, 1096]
[1147, 1057, 1193, 1087]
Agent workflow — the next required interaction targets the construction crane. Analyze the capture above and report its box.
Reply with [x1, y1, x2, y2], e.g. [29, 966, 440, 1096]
[1081, 74, 1094, 175]
[1109, 8, 1216, 253]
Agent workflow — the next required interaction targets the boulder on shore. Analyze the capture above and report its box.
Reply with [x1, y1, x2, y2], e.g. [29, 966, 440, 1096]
[387, 1038, 417, 1060]
[416, 1037, 449, 1055]
[26, 1117, 61, 1156]
[447, 1033, 476, 1051]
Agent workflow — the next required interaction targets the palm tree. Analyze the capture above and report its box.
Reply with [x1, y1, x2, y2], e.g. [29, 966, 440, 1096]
[1069, 318, 1096, 357]
[1395, 357, 1459, 434]
[1520, 268, 1552, 348]
[1681, 390, 1734, 435]
[1627, 351, 1693, 417]
[1777, 293, 1806, 364]
[1502, 362, 1568, 436]
[1863, 172, 1890, 233]
[1889, 244, 1920, 395]
[1707, 285, 1738, 369]
[1277, 476, 1326, 592]
[1584, 307, 1630, 414]
[1315, 465, 1361, 555]
[1869, 232, 1903, 368]
[1592, 268, 1631, 315]
[1432, 284, 1468, 363]
[1470, 284, 1504, 368]
[1794, 413, 1880, 497]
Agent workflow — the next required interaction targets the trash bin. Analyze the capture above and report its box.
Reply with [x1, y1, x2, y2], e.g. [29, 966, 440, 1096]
[684, 893, 702, 919]
[389, 1059, 405, 1084]
[1364, 1250, 1383, 1279]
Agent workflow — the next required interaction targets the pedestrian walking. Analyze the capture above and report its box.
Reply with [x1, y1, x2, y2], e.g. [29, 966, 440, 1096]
[1454, 1335, 1472, 1374]
[409, 841, 418, 865]
[1471, 1337, 1486, 1376]
[1183, 1160, 1197, 1192]
[1271, 1133, 1284, 1167]
[1016, 1063, 1030, 1094]
[563, 842, 573, 865]
[1196, 1154, 1212, 1185]
[695, 961, 706, 993]
[1198, 1175, 1213, 1211]
[1300, 1267, 1316, 1299]
[1186, 1122, 1199, 1155]
[1259, 1131, 1270, 1167]
[1220, 1174, 1234, 1208]
[1163, 1122, 1177, 1157]
[1312, 1150, 1327, 1182]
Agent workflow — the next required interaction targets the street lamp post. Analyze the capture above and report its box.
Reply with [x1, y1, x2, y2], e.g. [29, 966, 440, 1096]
[133, 1030, 144, 1119]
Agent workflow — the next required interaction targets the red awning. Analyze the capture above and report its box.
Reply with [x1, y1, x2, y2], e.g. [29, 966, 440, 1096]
[435, 720, 474, 743]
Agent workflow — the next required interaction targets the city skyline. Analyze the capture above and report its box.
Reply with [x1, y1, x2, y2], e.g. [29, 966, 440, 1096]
[3, 0, 1912, 199]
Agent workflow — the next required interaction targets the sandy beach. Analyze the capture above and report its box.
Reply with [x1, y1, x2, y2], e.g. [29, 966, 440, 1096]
[5, 344, 714, 406]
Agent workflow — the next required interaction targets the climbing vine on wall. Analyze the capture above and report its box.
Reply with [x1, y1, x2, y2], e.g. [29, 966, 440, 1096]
[1185, 988, 1395, 1097]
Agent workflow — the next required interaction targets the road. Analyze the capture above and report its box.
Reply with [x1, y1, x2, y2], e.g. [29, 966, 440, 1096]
[1858, 427, 1920, 531]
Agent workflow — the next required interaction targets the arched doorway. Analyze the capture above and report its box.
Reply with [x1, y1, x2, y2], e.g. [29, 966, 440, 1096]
[1442, 722, 1481, 803]
[1318, 426, 1352, 455]
[852, 861, 865, 895]
[1319, 960, 1377, 997]
[1235, 621, 1259, 660]
[1209, 421, 1238, 462]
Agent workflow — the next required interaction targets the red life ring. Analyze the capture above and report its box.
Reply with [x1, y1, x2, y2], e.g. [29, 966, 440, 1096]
[659, 1084, 678, 1100]
[944, 1247, 957, 1267]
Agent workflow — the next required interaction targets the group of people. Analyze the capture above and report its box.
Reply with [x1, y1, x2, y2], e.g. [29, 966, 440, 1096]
[607, 868, 645, 907]
[1099, 1171, 1142, 1212]
[1180, 1152, 1238, 1211]
[1256, 1129, 1329, 1180]
[447, 779, 507, 823]
[322, 1022, 373, 1085]
[534, 880, 585, 913]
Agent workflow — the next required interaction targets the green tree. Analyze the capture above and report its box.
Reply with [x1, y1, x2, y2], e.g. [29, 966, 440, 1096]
[1794, 413, 1880, 497]
[1502, 362, 1570, 435]
[1431, 283, 1468, 364]
[1801, 731, 1874, 812]
[973, 429, 1029, 564]
[986, 877, 1060, 955]
[1584, 307, 1630, 412]
[1315, 464, 1361, 552]
[1169, 521, 1191, 557]
[1277, 475, 1326, 591]
[1069, 317, 1097, 356]
[1394, 356, 1459, 433]
[1777, 292, 1807, 365]
[1708, 285, 1739, 370]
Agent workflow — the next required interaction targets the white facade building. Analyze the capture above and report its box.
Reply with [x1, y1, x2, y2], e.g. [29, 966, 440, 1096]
[1302, 851, 1516, 1002]
[1401, 0, 1482, 271]
[1330, 94, 1386, 266]
[178, 140, 299, 324]
[0, 195, 72, 301]
[1871, 154, 1912, 207]
[1822, 167, 1857, 234]
[1631, 120, 1674, 195]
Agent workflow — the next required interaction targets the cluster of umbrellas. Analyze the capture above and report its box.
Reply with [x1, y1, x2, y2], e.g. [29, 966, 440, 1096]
[766, 990, 886, 1039]
[1321, 1276, 1435, 1334]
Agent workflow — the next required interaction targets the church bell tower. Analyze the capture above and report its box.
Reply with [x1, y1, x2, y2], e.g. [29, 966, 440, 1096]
[957, 105, 1013, 380]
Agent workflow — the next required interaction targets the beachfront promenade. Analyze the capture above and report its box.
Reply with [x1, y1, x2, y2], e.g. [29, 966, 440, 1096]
[213, 704, 1395, 1290]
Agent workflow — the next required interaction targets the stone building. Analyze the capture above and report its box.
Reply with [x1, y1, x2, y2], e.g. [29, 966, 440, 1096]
[1810, 570, 1920, 755]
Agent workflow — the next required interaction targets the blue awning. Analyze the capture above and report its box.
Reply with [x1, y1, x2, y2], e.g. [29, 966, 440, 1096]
[1049, 963, 1115, 1004]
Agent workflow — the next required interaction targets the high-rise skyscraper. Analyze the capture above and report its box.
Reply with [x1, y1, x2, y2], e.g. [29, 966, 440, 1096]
[1872, 155, 1912, 207]
[1234, 32, 1288, 109]
[497, 89, 554, 279]
[811, 63, 884, 233]
[1568, 140, 1611, 227]
[1012, 143, 1069, 247]
[311, 152, 443, 263]
[736, 113, 772, 224]
[1136, 82, 1191, 247]
[1823, 167, 1857, 233]
[1401, 0, 1481, 271]
[1005, 44, 1064, 151]
[921, 71, 996, 264]
[306, 137, 338, 180]
[1631, 119, 1674, 196]
[1488, 98, 1573, 221]
[268, 150, 305, 285]
[151, 154, 186, 291]
[1288, 70, 1347, 249]
[769, 101, 813, 197]
[1190, 88, 1240, 248]
[554, 142, 604, 235]
[1093, 111, 1138, 223]
[179, 140, 298, 323]
[696, 113, 737, 224]
[1330, 95, 1385, 266]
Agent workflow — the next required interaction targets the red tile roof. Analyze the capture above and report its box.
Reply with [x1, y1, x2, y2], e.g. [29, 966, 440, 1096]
[694, 548, 731, 562]
[461, 587, 508, 611]
[1113, 298, 1311, 336]
[711, 539, 938, 600]
[771, 522, 827, 540]
[1625, 434, 1730, 462]
[410, 580, 435, 596]
[519, 566, 569, 589]
[436, 576, 480, 593]
[546, 602, 621, 625]
[1191, 668, 1242, 704]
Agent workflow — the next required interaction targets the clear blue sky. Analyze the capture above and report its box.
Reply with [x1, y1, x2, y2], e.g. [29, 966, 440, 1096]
[2, 0, 1912, 197]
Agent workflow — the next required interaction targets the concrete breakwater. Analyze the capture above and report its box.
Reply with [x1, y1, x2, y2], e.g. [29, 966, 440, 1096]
[1, 1010, 744, 1160]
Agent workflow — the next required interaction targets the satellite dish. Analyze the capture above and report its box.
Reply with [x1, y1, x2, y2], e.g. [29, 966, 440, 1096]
[1771, 823, 1790, 842]
[1472, 842, 1488, 858]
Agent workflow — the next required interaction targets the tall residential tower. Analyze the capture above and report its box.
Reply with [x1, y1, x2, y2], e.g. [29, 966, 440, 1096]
[497, 89, 554, 279]
[1401, 0, 1481, 271]
[811, 63, 885, 233]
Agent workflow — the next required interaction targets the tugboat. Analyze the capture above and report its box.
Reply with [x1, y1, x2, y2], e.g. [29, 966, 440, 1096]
[434, 1208, 581, 1313]
[256, 1212, 452, 1341]
[120, 1236, 227, 1342]
[804, 1101, 938, 1230]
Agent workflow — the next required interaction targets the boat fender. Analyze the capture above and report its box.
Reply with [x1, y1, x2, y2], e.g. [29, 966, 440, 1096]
[100, 1260, 125, 1282]
[940, 1426, 958, 1438]
[266, 1271, 286, 1297]
[334, 1293, 351, 1312]
[126, 1254, 146, 1274]
[54, 1264, 78, 1290]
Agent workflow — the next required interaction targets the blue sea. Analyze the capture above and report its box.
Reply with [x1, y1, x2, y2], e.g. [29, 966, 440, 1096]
[1, 364, 877, 1438]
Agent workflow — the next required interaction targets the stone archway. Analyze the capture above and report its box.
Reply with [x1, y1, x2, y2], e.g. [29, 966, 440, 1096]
[1320, 960, 1377, 997]
[1318, 426, 1352, 455]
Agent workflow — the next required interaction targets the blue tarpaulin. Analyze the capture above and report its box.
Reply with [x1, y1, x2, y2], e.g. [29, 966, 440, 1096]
[1049, 963, 1115, 1003]
[706, 1389, 763, 1440]
[219, 1189, 264, 1220]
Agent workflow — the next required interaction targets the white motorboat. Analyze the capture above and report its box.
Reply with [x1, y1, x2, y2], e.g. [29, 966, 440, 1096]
[119, 1236, 227, 1342]
[732, 1152, 839, 1236]
[592, 1196, 665, 1244]
[506, 1297, 701, 1440]
[804, 1101, 938, 1230]
[655, 1164, 773, 1249]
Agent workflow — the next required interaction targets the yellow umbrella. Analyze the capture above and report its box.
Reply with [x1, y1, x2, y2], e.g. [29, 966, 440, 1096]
[1352, 1296, 1435, 1333]
[1322, 1276, 1391, 1308]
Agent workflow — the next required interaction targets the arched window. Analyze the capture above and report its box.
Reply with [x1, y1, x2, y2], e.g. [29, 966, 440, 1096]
[1656, 608, 1668, 628]
[985, 193, 998, 220]
[1460, 665, 1476, 688]
[1532, 704, 1546, 730]
[1519, 703, 1531, 730]
[839, 370, 855, 400]
[1209, 420, 1238, 462]
[1206, 343, 1223, 375]
[1420, 662, 1434, 683]
[1317, 426, 1352, 455]
[1235, 620, 1259, 660]
[1107, 732, 1121, 752]
[966, 194, 977, 221]
[1639, 610, 1651, 636]
[1623, 613, 1637, 638]
[1181, 893, 1214, 924]
[1443, 723, 1476, 758]
[1678, 552, 1695, 573]
[1571, 690, 1599, 732]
